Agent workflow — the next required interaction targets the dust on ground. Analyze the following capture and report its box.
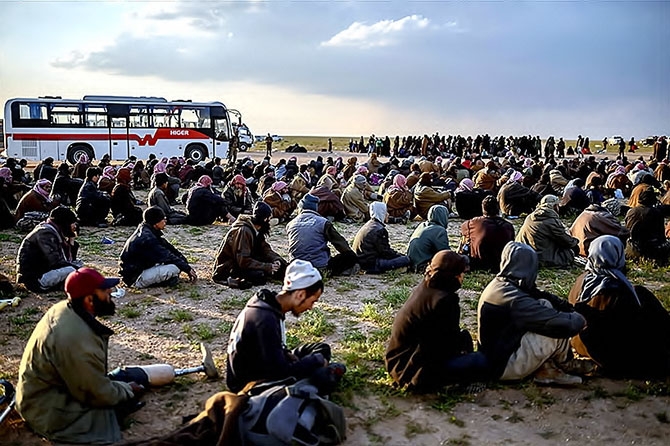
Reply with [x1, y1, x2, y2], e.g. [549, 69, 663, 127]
[1, 152, 670, 446]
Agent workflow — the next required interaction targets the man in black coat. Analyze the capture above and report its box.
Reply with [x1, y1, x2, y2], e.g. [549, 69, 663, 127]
[75, 167, 111, 227]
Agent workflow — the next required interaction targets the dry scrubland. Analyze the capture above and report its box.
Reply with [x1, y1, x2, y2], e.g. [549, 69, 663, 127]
[1, 140, 669, 445]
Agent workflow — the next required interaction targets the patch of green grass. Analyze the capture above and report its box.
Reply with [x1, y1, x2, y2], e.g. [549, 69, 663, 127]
[287, 308, 335, 343]
[217, 320, 233, 336]
[442, 434, 471, 445]
[0, 233, 22, 243]
[613, 382, 645, 402]
[118, 306, 141, 319]
[583, 385, 611, 401]
[405, 420, 436, 438]
[654, 285, 670, 312]
[186, 288, 205, 301]
[536, 267, 582, 298]
[183, 323, 217, 341]
[380, 285, 410, 308]
[432, 386, 473, 413]
[523, 385, 555, 408]
[137, 352, 156, 360]
[360, 303, 394, 328]
[218, 294, 249, 311]
[334, 280, 357, 293]
[155, 308, 195, 323]
[462, 271, 492, 292]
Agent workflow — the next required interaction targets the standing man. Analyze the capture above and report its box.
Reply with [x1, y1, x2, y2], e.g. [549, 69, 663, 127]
[16, 267, 144, 444]
[228, 129, 239, 166]
[119, 206, 197, 288]
[226, 260, 341, 392]
[265, 133, 273, 158]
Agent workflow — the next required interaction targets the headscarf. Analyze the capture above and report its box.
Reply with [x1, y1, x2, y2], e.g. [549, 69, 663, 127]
[326, 166, 337, 176]
[578, 235, 639, 305]
[33, 179, 52, 201]
[506, 170, 523, 184]
[498, 242, 538, 291]
[457, 178, 474, 192]
[102, 166, 116, 180]
[538, 194, 559, 210]
[356, 165, 369, 176]
[391, 174, 407, 190]
[0, 167, 12, 181]
[77, 153, 89, 164]
[271, 180, 287, 192]
[369, 201, 387, 222]
[116, 168, 132, 185]
[197, 175, 213, 188]
[153, 162, 167, 174]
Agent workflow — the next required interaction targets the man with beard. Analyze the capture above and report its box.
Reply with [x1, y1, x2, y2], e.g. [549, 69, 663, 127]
[221, 174, 254, 221]
[16, 267, 145, 444]
[212, 201, 287, 288]
[119, 207, 197, 288]
[16, 206, 84, 292]
[226, 260, 341, 392]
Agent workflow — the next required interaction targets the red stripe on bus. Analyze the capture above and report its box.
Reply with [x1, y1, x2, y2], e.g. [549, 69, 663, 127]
[10, 128, 210, 147]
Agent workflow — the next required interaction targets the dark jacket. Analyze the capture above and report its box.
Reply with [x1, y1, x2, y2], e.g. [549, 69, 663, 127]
[76, 180, 110, 225]
[498, 182, 541, 217]
[119, 223, 191, 285]
[16, 222, 79, 291]
[385, 281, 470, 390]
[221, 185, 254, 218]
[110, 183, 142, 226]
[226, 290, 325, 392]
[352, 218, 403, 271]
[186, 186, 226, 226]
[461, 216, 515, 271]
[477, 243, 585, 377]
[212, 215, 283, 281]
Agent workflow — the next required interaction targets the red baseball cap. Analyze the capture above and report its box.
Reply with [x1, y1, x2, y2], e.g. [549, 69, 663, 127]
[65, 267, 120, 300]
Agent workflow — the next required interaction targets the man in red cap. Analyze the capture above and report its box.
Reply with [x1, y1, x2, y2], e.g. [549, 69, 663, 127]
[16, 267, 144, 444]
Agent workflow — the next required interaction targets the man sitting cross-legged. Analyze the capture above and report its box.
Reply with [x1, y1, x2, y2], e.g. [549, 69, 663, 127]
[226, 259, 345, 393]
[119, 206, 197, 288]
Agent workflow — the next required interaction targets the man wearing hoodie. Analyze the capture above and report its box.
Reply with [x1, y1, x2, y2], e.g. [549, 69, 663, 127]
[516, 195, 579, 267]
[478, 242, 587, 385]
[16, 206, 84, 292]
[212, 201, 287, 288]
[352, 202, 410, 273]
[226, 260, 339, 393]
[407, 205, 450, 273]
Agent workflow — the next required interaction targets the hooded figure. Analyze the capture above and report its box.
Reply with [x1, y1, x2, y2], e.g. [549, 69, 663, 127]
[406, 205, 450, 272]
[386, 251, 490, 391]
[569, 204, 630, 257]
[352, 202, 410, 273]
[568, 236, 670, 378]
[477, 242, 586, 384]
[516, 195, 579, 267]
[185, 175, 228, 226]
[212, 202, 287, 287]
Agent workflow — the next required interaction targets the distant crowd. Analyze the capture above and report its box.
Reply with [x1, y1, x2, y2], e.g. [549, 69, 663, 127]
[2, 132, 670, 445]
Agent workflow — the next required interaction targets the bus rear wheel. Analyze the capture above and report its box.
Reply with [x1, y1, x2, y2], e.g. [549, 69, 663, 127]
[67, 145, 94, 164]
[186, 145, 208, 163]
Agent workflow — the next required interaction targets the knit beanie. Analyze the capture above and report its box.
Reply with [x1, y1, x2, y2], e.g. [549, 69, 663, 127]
[300, 193, 320, 212]
[143, 206, 166, 225]
[50, 206, 78, 227]
[353, 175, 367, 186]
[282, 259, 322, 292]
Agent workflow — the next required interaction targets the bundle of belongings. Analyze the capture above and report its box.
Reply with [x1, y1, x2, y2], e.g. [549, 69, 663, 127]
[126, 377, 346, 446]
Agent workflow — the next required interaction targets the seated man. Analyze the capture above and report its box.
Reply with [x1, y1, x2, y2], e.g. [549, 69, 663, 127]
[262, 180, 297, 223]
[226, 260, 340, 392]
[309, 181, 347, 221]
[413, 172, 452, 220]
[624, 189, 670, 265]
[341, 174, 380, 221]
[352, 202, 410, 273]
[16, 267, 144, 445]
[76, 167, 111, 227]
[119, 207, 197, 288]
[386, 251, 490, 392]
[516, 195, 579, 267]
[454, 178, 492, 220]
[568, 236, 670, 378]
[383, 174, 413, 223]
[147, 172, 189, 225]
[14, 179, 59, 223]
[212, 202, 287, 288]
[16, 206, 83, 292]
[460, 196, 515, 271]
[286, 194, 359, 277]
[497, 171, 541, 217]
[221, 174, 254, 221]
[478, 242, 587, 385]
[559, 178, 590, 216]
[569, 204, 630, 257]
[51, 163, 83, 207]
[185, 175, 228, 226]
[110, 168, 143, 227]
[407, 204, 450, 273]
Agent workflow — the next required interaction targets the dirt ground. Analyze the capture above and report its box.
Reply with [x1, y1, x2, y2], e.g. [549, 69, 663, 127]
[1, 150, 670, 445]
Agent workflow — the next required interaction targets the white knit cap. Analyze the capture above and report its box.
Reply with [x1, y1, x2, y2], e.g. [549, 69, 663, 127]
[282, 259, 322, 292]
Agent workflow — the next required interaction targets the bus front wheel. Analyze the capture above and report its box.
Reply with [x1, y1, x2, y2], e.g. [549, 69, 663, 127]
[186, 145, 208, 162]
[67, 145, 94, 164]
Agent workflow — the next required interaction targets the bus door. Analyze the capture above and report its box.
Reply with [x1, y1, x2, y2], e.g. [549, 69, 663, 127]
[211, 106, 230, 159]
[128, 105, 154, 159]
[108, 104, 130, 160]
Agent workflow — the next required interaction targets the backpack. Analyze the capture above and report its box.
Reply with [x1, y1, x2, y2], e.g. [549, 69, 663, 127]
[15, 211, 49, 233]
[239, 377, 346, 446]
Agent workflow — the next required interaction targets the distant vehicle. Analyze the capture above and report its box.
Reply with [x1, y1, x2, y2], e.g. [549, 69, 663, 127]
[608, 135, 624, 146]
[256, 134, 283, 143]
[271, 134, 283, 142]
[3, 95, 239, 162]
[255, 135, 265, 143]
[232, 122, 253, 151]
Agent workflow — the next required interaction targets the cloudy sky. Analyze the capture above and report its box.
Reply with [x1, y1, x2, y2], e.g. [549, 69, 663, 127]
[1, 0, 668, 137]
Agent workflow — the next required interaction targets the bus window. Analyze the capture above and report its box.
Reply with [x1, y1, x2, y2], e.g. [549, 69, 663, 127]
[180, 107, 209, 129]
[85, 105, 108, 127]
[111, 117, 127, 128]
[215, 117, 229, 141]
[151, 106, 174, 128]
[50, 104, 83, 126]
[129, 106, 149, 128]
[19, 103, 48, 120]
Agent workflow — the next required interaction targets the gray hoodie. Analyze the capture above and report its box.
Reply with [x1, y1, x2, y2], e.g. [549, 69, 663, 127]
[407, 205, 450, 271]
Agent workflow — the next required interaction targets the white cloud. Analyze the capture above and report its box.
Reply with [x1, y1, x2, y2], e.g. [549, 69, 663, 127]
[321, 15, 430, 49]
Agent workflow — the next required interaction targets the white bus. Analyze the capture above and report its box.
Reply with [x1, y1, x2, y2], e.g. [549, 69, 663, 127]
[2, 95, 236, 163]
